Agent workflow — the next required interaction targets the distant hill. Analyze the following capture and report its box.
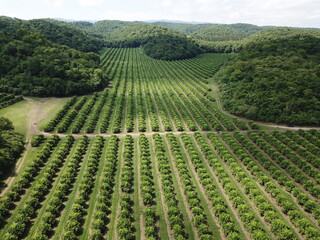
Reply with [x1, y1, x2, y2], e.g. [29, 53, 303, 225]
[149, 21, 213, 35]
[72, 19, 201, 60]
[77, 20, 184, 47]
[146, 21, 275, 53]
[149, 22, 268, 39]
[191, 23, 267, 41]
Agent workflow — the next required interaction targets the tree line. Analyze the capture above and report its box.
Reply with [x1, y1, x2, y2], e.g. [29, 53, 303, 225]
[0, 117, 24, 185]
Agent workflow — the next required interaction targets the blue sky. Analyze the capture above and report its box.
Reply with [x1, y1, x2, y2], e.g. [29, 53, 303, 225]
[1, 0, 319, 28]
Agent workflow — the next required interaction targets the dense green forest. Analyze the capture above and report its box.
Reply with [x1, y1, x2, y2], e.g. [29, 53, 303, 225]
[150, 21, 213, 35]
[217, 34, 320, 125]
[0, 17, 104, 53]
[0, 28, 105, 96]
[85, 21, 188, 48]
[142, 34, 201, 60]
[147, 22, 265, 53]
[0, 117, 24, 182]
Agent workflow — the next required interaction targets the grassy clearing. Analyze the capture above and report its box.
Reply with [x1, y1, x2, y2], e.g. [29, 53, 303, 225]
[0, 100, 32, 136]
[0, 97, 70, 137]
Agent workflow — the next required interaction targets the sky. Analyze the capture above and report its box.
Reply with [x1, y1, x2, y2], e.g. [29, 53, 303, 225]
[0, 0, 320, 28]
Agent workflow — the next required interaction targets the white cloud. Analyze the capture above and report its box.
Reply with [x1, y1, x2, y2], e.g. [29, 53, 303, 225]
[53, 0, 64, 7]
[78, 0, 104, 7]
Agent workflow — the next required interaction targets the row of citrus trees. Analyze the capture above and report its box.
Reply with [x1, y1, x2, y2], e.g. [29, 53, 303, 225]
[0, 93, 23, 109]
[234, 131, 320, 226]
[219, 132, 320, 239]
[2, 135, 76, 239]
[1, 131, 320, 239]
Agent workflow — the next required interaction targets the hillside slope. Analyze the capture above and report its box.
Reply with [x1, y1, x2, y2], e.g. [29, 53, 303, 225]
[0, 16, 104, 53]
[217, 33, 320, 125]
[0, 29, 105, 96]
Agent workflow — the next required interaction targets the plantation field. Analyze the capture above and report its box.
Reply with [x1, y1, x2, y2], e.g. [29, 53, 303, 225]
[42, 48, 255, 135]
[1, 48, 320, 240]
[0, 130, 320, 239]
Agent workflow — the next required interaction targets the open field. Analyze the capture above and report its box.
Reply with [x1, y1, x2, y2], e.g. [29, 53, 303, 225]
[0, 97, 70, 138]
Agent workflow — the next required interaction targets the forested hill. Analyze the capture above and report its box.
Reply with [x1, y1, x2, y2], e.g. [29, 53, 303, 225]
[149, 21, 213, 35]
[0, 28, 105, 97]
[0, 16, 104, 53]
[149, 22, 271, 53]
[77, 20, 190, 47]
[142, 34, 201, 60]
[191, 23, 266, 41]
[217, 32, 320, 125]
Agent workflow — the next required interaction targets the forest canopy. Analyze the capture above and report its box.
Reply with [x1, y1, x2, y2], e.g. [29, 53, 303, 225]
[217, 34, 320, 125]
[0, 17, 104, 53]
[0, 28, 106, 97]
[142, 34, 201, 60]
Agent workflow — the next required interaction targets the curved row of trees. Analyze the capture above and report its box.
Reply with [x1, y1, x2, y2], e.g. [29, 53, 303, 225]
[0, 93, 22, 109]
[2, 135, 75, 239]
[0, 135, 59, 223]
